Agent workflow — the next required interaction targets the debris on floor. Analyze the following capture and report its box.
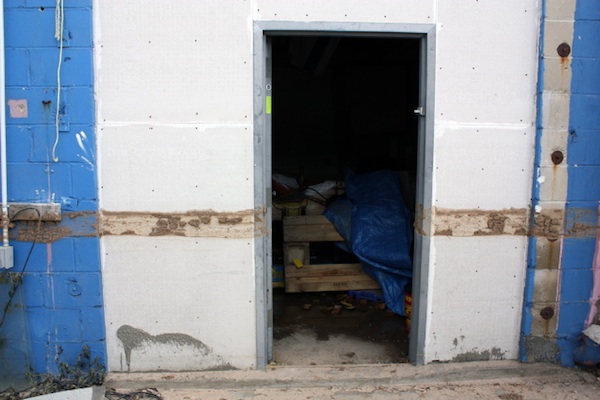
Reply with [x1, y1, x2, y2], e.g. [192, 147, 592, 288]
[104, 387, 162, 400]
[273, 290, 408, 365]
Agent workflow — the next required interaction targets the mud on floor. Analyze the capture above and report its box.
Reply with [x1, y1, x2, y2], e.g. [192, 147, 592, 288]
[272, 290, 409, 365]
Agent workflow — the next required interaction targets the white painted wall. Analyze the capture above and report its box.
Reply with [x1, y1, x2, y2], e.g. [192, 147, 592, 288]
[95, 0, 540, 369]
[429, 1, 538, 362]
[102, 236, 256, 371]
[94, 0, 257, 370]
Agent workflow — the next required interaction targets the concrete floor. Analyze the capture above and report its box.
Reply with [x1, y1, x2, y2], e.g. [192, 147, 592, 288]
[105, 360, 600, 400]
[272, 290, 409, 365]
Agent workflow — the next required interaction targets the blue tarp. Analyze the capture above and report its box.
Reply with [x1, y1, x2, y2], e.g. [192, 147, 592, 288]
[324, 169, 413, 316]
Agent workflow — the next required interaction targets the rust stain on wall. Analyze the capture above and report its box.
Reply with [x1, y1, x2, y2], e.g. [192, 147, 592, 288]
[433, 208, 528, 237]
[535, 237, 561, 270]
[101, 209, 255, 239]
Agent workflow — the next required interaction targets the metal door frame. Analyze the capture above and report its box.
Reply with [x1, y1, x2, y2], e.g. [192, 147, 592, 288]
[253, 20, 436, 368]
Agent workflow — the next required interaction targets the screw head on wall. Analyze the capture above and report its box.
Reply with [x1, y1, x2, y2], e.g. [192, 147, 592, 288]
[551, 150, 564, 165]
[557, 42, 571, 58]
[540, 306, 555, 320]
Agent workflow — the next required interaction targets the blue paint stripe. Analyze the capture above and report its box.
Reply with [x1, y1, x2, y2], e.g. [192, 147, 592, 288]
[521, 0, 547, 363]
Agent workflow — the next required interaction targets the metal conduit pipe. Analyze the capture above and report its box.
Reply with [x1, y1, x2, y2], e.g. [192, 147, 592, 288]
[0, 0, 8, 249]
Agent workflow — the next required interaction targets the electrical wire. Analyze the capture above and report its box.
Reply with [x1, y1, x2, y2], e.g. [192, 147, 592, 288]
[52, 0, 64, 162]
[0, 208, 42, 332]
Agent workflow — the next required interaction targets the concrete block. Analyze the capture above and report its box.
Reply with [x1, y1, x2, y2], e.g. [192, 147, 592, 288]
[535, 236, 562, 270]
[7, 126, 33, 163]
[531, 205, 565, 242]
[543, 20, 575, 59]
[29, 48, 94, 87]
[4, 87, 93, 127]
[21, 275, 46, 307]
[541, 92, 571, 130]
[546, 0, 576, 20]
[542, 57, 572, 93]
[255, 0, 434, 23]
[54, 308, 83, 342]
[71, 164, 97, 200]
[524, 334, 560, 362]
[74, 237, 101, 272]
[539, 129, 568, 168]
[564, 200, 598, 237]
[560, 269, 593, 302]
[571, 59, 600, 95]
[537, 165, 568, 202]
[532, 268, 559, 303]
[570, 94, 600, 130]
[558, 301, 591, 336]
[528, 302, 558, 337]
[62, 8, 94, 47]
[5, 87, 56, 126]
[26, 307, 53, 342]
[63, 87, 95, 125]
[572, 20, 600, 58]
[575, 0, 600, 21]
[49, 273, 103, 308]
[31, 125, 96, 164]
[567, 165, 600, 201]
[4, 9, 57, 48]
[5, 48, 29, 86]
[80, 306, 106, 342]
[7, 163, 71, 202]
[28, 340, 50, 372]
[561, 237, 597, 269]
[48, 238, 76, 272]
[13, 239, 47, 271]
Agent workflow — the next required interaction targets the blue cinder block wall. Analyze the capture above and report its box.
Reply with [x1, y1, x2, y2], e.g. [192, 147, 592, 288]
[556, 0, 600, 366]
[3, 0, 105, 373]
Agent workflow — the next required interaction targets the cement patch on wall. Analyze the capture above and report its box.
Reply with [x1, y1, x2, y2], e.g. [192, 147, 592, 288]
[100, 210, 255, 239]
[433, 208, 528, 237]
[523, 335, 559, 363]
[102, 236, 257, 371]
[116, 325, 233, 372]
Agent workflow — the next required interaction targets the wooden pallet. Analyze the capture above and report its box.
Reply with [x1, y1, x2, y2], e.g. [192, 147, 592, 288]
[283, 215, 380, 293]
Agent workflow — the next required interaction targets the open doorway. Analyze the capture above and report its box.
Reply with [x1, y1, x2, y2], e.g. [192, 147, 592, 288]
[269, 35, 421, 365]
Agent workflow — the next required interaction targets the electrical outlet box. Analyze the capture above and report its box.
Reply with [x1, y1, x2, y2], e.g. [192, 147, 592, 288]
[8, 203, 61, 221]
[0, 246, 14, 269]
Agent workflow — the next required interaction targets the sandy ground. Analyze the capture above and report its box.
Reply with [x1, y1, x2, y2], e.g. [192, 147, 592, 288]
[105, 360, 600, 400]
